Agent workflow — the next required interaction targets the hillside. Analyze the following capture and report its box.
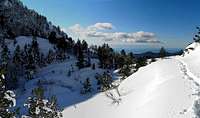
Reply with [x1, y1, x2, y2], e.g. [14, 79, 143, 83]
[9, 36, 200, 118]
[60, 43, 200, 118]
[0, 0, 65, 38]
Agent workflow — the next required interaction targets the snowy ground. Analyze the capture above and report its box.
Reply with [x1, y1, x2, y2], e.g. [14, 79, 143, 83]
[15, 57, 107, 115]
[11, 36, 200, 118]
[62, 58, 198, 118]
[6, 36, 55, 55]
[61, 43, 200, 118]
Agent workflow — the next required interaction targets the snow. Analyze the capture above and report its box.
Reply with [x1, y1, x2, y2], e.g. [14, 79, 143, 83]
[62, 58, 197, 118]
[12, 36, 200, 118]
[61, 42, 200, 118]
[14, 41, 106, 114]
[181, 42, 200, 78]
[6, 36, 54, 55]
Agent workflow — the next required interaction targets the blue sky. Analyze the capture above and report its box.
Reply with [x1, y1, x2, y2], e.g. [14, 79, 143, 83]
[21, 0, 200, 49]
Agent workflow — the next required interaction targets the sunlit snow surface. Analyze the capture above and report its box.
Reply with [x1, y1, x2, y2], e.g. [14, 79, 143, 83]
[11, 36, 200, 118]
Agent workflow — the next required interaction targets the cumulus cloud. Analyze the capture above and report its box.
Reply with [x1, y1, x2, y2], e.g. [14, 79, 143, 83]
[93, 23, 113, 30]
[67, 23, 159, 43]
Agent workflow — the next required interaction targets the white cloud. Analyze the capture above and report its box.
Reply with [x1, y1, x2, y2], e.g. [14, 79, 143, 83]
[66, 23, 159, 43]
[93, 23, 113, 30]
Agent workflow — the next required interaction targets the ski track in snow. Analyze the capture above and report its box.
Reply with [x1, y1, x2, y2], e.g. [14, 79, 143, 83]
[176, 58, 200, 116]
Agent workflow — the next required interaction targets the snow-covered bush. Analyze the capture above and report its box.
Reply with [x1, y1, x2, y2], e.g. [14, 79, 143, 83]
[0, 70, 16, 118]
[96, 72, 113, 92]
[23, 87, 62, 118]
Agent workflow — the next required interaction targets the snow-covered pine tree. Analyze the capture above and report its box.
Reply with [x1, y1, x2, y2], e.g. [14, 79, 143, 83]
[0, 67, 16, 118]
[136, 57, 147, 69]
[96, 72, 113, 91]
[119, 65, 131, 80]
[24, 87, 62, 118]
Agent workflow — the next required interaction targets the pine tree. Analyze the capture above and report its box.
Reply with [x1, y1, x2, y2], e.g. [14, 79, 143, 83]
[136, 57, 147, 69]
[76, 48, 84, 69]
[121, 49, 126, 56]
[96, 72, 113, 91]
[73, 40, 81, 57]
[39, 53, 45, 67]
[119, 65, 131, 80]
[159, 47, 166, 58]
[82, 40, 88, 51]
[80, 78, 92, 94]
[24, 87, 62, 118]
[1, 45, 10, 66]
[193, 27, 200, 42]
[92, 63, 95, 70]
[31, 36, 40, 64]
[47, 49, 55, 64]
[48, 31, 57, 44]
[67, 70, 71, 77]
[0, 68, 16, 118]
[56, 49, 66, 61]
[97, 44, 114, 69]
[25, 47, 35, 80]
[13, 45, 21, 67]
[13, 38, 17, 46]
[0, 35, 5, 49]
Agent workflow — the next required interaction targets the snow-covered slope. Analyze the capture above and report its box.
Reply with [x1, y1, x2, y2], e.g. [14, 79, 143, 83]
[181, 42, 200, 78]
[12, 36, 108, 114]
[16, 57, 106, 114]
[61, 43, 200, 118]
[13, 36, 200, 118]
[6, 36, 54, 54]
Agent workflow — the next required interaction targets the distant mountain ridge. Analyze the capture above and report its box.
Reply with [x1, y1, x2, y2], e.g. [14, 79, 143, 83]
[0, 0, 66, 38]
[134, 50, 183, 58]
